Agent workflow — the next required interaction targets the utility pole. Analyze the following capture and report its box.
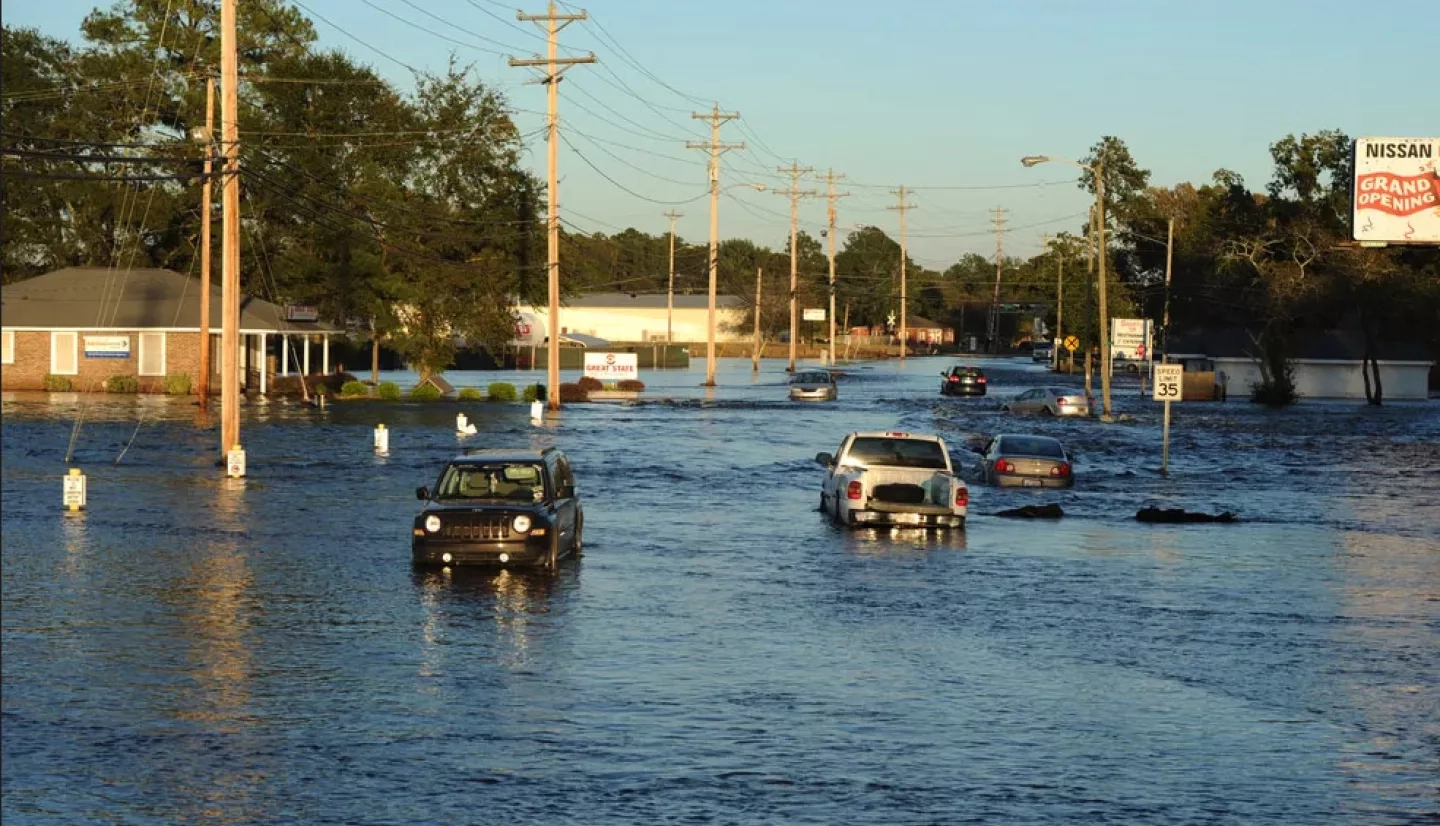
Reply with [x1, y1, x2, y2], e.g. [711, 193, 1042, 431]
[663, 210, 682, 343]
[819, 169, 847, 365]
[887, 186, 915, 361]
[1084, 204, 1096, 402]
[1161, 216, 1174, 364]
[752, 265, 763, 372]
[989, 207, 1007, 354]
[1095, 161, 1113, 420]
[509, 2, 596, 411]
[775, 161, 816, 372]
[220, 0, 241, 462]
[686, 105, 743, 387]
[197, 77, 215, 412]
[1052, 235, 1065, 372]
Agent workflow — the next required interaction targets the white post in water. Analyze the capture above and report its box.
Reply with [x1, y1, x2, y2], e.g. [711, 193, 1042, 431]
[226, 444, 246, 478]
[1153, 363, 1183, 476]
[62, 468, 86, 511]
[530, 400, 544, 423]
[456, 412, 468, 432]
[374, 423, 389, 454]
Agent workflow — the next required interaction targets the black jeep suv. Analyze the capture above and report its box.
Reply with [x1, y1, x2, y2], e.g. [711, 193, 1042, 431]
[412, 447, 583, 570]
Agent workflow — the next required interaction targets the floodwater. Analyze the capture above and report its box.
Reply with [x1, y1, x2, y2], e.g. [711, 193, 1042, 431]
[3, 357, 1438, 825]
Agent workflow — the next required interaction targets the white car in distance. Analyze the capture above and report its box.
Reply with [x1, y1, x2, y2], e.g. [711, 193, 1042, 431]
[816, 431, 969, 529]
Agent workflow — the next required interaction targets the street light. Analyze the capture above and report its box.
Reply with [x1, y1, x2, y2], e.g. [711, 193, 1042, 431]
[1021, 153, 1113, 421]
[702, 182, 766, 387]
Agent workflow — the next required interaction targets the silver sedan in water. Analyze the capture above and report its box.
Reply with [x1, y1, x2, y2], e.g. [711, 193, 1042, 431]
[1001, 386, 1092, 417]
[789, 370, 837, 401]
[980, 434, 1075, 488]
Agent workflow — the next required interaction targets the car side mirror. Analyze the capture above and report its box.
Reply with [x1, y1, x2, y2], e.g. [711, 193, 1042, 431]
[416, 486, 429, 501]
[815, 452, 833, 466]
[559, 485, 575, 499]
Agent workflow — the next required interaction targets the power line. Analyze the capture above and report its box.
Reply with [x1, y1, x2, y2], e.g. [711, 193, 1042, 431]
[559, 130, 707, 205]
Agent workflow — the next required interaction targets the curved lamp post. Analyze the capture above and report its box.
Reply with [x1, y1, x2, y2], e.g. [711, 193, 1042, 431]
[1021, 154, 1112, 421]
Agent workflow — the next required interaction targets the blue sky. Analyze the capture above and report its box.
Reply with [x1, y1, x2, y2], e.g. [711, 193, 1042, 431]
[9, 0, 1435, 267]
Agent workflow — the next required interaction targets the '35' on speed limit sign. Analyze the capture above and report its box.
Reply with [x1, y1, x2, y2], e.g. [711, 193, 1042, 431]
[1152, 364, 1183, 401]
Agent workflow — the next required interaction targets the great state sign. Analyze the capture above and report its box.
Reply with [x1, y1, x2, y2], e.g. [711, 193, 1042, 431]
[583, 352, 638, 381]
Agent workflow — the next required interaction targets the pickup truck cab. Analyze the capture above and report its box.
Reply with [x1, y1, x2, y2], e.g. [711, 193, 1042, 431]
[816, 431, 968, 529]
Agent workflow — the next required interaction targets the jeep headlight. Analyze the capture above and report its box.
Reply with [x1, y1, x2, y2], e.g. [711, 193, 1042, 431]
[512, 515, 532, 533]
[424, 515, 441, 533]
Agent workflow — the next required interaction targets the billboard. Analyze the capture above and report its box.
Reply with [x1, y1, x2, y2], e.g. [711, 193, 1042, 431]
[1110, 318, 1152, 361]
[802, 308, 826, 321]
[1353, 137, 1440, 244]
[583, 352, 638, 381]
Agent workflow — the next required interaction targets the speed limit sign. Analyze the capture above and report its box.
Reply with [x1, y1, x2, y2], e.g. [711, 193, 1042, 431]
[1152, 364, 1183, 401]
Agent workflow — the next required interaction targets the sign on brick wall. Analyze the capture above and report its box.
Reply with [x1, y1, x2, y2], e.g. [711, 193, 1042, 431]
[83, 335, 131, 359]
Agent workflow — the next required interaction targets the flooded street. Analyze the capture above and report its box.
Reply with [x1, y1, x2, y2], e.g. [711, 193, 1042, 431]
[3, 357, 1438, 825]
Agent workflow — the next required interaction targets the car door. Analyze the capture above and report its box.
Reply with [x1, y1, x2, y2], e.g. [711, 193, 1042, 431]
[1018, 389, 1044, 413]
[551, 456, 578, 551]
[982, 437, 999, 483]
[823, 436, 850, 514]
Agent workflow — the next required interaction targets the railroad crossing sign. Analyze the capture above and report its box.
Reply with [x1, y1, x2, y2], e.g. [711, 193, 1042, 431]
[1063, 335, 1080, 352]
[1152, 364, 1183, 401]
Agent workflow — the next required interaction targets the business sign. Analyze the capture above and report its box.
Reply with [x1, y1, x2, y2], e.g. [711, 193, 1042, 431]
[1353, 137, 1440, 244]
[1110, 318, 1152, 360]
[83, 335, 130, 359]
[285, 304, 319, 322]
[583, 352, 638, 381]
[802, 308, 826, 322]
[1153, 364, 1183, 402]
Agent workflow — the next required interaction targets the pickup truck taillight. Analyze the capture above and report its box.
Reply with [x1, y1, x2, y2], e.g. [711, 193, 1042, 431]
[954, 487, 969, 507]
[846, 481, 863, 500]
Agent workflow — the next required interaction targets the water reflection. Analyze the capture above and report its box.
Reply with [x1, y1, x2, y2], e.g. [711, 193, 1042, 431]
[413, 567, 565, 671]
[838, 525, 968, 556]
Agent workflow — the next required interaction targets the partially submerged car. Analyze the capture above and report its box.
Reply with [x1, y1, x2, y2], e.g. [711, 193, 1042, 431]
[412, 447, 583, 570]
[940, 365, 987, 396]
[816, 431, 968, 528]
[1000, 386, 1091, 417]
[980, 434, 1074, 488]
[789, 369, 837, 401]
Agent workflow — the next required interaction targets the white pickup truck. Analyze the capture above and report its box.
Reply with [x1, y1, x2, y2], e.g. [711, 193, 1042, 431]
[816, 431, 969, 529]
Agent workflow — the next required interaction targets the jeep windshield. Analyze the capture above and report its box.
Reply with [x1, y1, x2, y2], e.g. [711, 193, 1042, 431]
[846, 437, 948, 469]
[435, 463, 546, 502]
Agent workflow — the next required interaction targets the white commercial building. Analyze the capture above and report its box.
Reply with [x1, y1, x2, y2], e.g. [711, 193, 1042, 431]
[515, 292, 749, 345]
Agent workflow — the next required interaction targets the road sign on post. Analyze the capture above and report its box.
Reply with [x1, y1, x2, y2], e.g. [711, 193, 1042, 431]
[1153, 363, 1183, 475]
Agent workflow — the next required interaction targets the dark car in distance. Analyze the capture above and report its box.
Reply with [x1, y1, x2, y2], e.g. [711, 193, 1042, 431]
[412, 447, 583, 570]
[940, 365, 988, 397]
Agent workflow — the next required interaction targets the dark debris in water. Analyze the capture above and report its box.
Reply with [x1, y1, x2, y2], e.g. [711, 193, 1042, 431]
[995, 504, 1065, 519]
[1135, 507, 1238, 524]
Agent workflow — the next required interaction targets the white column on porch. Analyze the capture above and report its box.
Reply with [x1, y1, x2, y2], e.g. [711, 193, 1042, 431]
[259, 334, 268, 394]
[303, 335, 311, 376]
[281, 335, 290, 376]
[322, 335, 330, 374]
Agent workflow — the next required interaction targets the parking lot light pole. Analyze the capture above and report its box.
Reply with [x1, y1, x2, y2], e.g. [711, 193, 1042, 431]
[1022, 154, 1112, 420]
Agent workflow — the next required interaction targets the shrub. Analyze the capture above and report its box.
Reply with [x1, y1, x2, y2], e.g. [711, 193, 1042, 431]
[340, 380, 370, 397]
[617, 378, 646, 392]
[522, 383, 546, 403]
[577, 375, 603, 392]
[458, 387, 483, 401]
[486, 382, 518, 402]
[105, 375, 139, 393]
[558, 382, 589, 403]
[377, 381, 401, 400]
[409, 382, 442, 401]
[164, 374, 192, 395]
[43, 374, 73, 392]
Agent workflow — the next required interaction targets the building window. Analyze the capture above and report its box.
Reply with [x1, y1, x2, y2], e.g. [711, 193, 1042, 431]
[51, 331, 78, 375]
[138, 332, 166, 376]
[1, 330, 13, 364]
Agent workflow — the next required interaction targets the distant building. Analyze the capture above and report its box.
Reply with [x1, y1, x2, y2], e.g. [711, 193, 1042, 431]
[1167, 328, 1433, 401]
[1, 267, 337, 393]
[860, 315, 953, 346]
[515, 292, 748, 344]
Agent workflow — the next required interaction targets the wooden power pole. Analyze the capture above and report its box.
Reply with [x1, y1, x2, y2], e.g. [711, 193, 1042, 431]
[818, 170, 847, 363]
[197, 77, 214, 412]
[509, 2, 596, 411]
[752, 265, 763, 372]
[887, 186, 915, 361]
[687, 105, 743, 387]
[220, 0, 241, 461]
[989, 206, 1007, 354]
[663, 210, 682, 343]
[776, 161, 815, 372]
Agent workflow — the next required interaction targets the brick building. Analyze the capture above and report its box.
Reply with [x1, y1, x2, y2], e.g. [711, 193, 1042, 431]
[1, 267, 337, 393]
